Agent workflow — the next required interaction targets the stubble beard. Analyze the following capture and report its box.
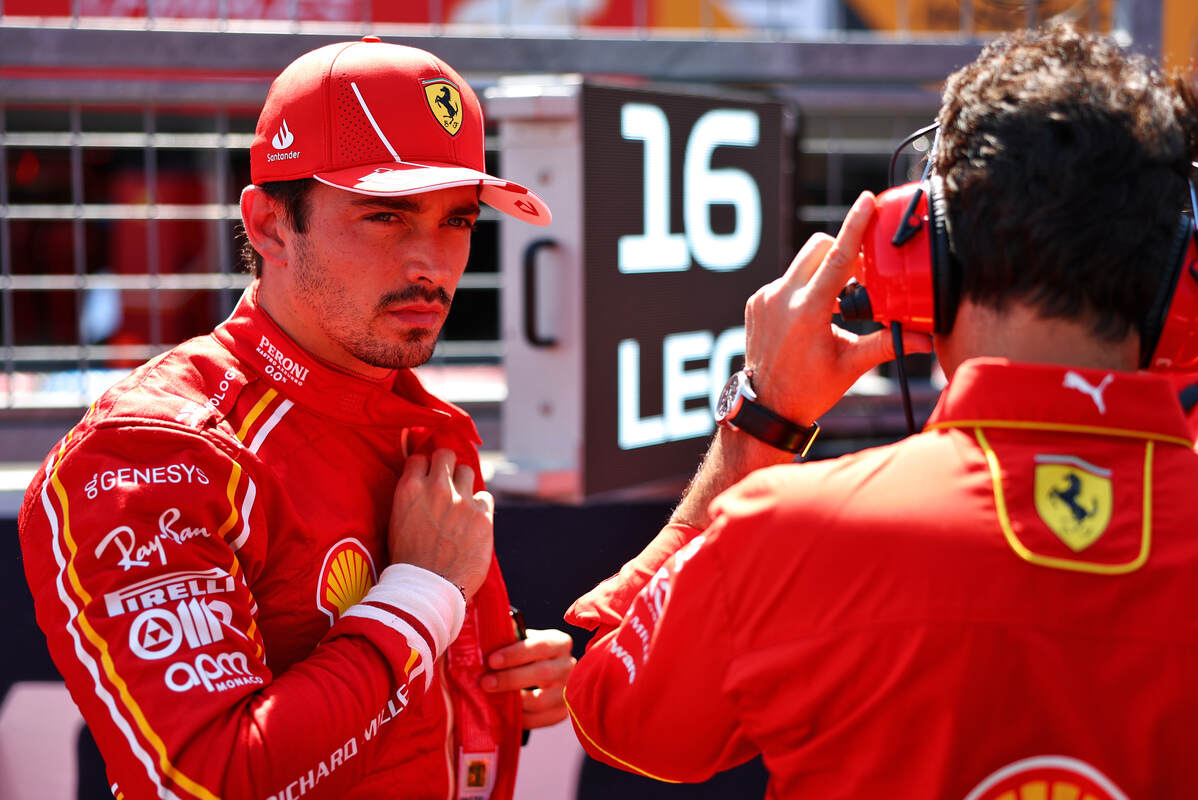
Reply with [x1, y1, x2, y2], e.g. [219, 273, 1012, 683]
[293, 238, 444, 371]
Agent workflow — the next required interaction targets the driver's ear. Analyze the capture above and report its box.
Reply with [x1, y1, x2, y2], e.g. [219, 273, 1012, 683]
[241, 185, 292, 270]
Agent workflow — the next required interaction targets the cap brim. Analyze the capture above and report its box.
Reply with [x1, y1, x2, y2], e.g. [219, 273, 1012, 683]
[313, 161, 551, 226]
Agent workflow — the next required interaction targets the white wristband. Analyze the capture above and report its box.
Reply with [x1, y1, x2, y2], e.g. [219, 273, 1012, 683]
[342, 564, 467, 688]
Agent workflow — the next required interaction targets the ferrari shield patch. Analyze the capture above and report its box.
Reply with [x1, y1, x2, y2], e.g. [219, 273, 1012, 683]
[1033, 454, 1112, 552]
[423, 79, 463, 136]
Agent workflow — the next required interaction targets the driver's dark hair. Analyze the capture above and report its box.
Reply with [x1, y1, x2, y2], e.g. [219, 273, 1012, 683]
[932, 22, 1198, 341]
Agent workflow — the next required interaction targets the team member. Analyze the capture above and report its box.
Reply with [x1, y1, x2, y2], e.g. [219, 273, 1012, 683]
[20, 38, 573, 800]
[564, 25, 1198, 797]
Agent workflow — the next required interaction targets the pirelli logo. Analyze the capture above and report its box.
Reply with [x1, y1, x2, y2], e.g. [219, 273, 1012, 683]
[104, 567, 236, 617]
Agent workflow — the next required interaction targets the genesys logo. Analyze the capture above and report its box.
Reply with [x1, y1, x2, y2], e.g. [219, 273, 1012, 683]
[85, 463, 210, 500]
[256, 334, 310, 386]
[165, 650, 264, 694]
[104, 567, 236, 617]
[128, 597, 235, 660]
[963, 755, 1128, 800]
[317, 538, 377, 624]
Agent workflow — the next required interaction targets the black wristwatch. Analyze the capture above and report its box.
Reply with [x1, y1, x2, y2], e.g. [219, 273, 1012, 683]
[714, 369, 820, 457]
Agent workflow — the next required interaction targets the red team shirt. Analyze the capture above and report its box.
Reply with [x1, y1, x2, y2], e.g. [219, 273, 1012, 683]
[20, 285, 524, 800]
[565, 359, 1198, 798]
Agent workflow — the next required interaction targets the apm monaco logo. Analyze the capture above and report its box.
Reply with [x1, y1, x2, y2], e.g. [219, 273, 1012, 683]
[268, 119, 300, 162]
[422, 79, 463, 136]
[165, 650, 264, 694]
[317, 538, 377, 624]
[963, 755, 1129, 800]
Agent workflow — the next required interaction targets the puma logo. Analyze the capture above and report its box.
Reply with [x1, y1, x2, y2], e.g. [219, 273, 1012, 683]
[271, 120, 294, 150]
[1062, 371, 1114, 414]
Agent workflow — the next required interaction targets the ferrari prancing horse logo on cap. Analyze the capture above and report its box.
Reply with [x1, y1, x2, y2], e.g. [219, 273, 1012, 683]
[423, 78, 463, 136]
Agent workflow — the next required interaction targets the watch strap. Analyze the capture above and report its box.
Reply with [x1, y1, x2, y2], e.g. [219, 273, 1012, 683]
[730, 398, 820, 457]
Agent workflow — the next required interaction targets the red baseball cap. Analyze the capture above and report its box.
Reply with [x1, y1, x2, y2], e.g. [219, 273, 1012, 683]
[251, 37, 551, 226]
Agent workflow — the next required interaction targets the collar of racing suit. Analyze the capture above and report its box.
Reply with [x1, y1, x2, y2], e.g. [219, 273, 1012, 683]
[925, 357, 1194, 446]
[211, 281, 483, 443]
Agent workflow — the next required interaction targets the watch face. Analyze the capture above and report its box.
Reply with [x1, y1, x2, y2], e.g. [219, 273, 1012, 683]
[715, 371, 743, 422]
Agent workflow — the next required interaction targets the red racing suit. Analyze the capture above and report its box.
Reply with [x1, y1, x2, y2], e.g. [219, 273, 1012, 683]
[565, 359, 1198, 798]
[19, 284, 523, 800]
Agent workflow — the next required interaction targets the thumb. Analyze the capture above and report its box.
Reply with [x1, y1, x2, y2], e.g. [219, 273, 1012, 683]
[900, 330, 935, 355]
[841, 328, 903, 376]
[844, 326, 934, 376]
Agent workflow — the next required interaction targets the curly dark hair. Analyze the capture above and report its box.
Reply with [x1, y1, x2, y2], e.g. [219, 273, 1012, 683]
[932, 23, 1198, 342]
[238, 178, 317, 277]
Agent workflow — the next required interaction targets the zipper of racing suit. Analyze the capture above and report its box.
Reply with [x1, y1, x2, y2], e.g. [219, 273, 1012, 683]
[439, 657, 455, 800]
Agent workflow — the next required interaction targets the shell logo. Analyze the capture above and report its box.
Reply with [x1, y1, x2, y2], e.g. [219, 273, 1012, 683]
[963, 756, 1129, 800]
[316, 538, 377, 624]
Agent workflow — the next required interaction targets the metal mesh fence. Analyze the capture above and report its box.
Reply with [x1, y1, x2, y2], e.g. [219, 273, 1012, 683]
[0, 99, 505, 409]
[0, 0, 1154, 412]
